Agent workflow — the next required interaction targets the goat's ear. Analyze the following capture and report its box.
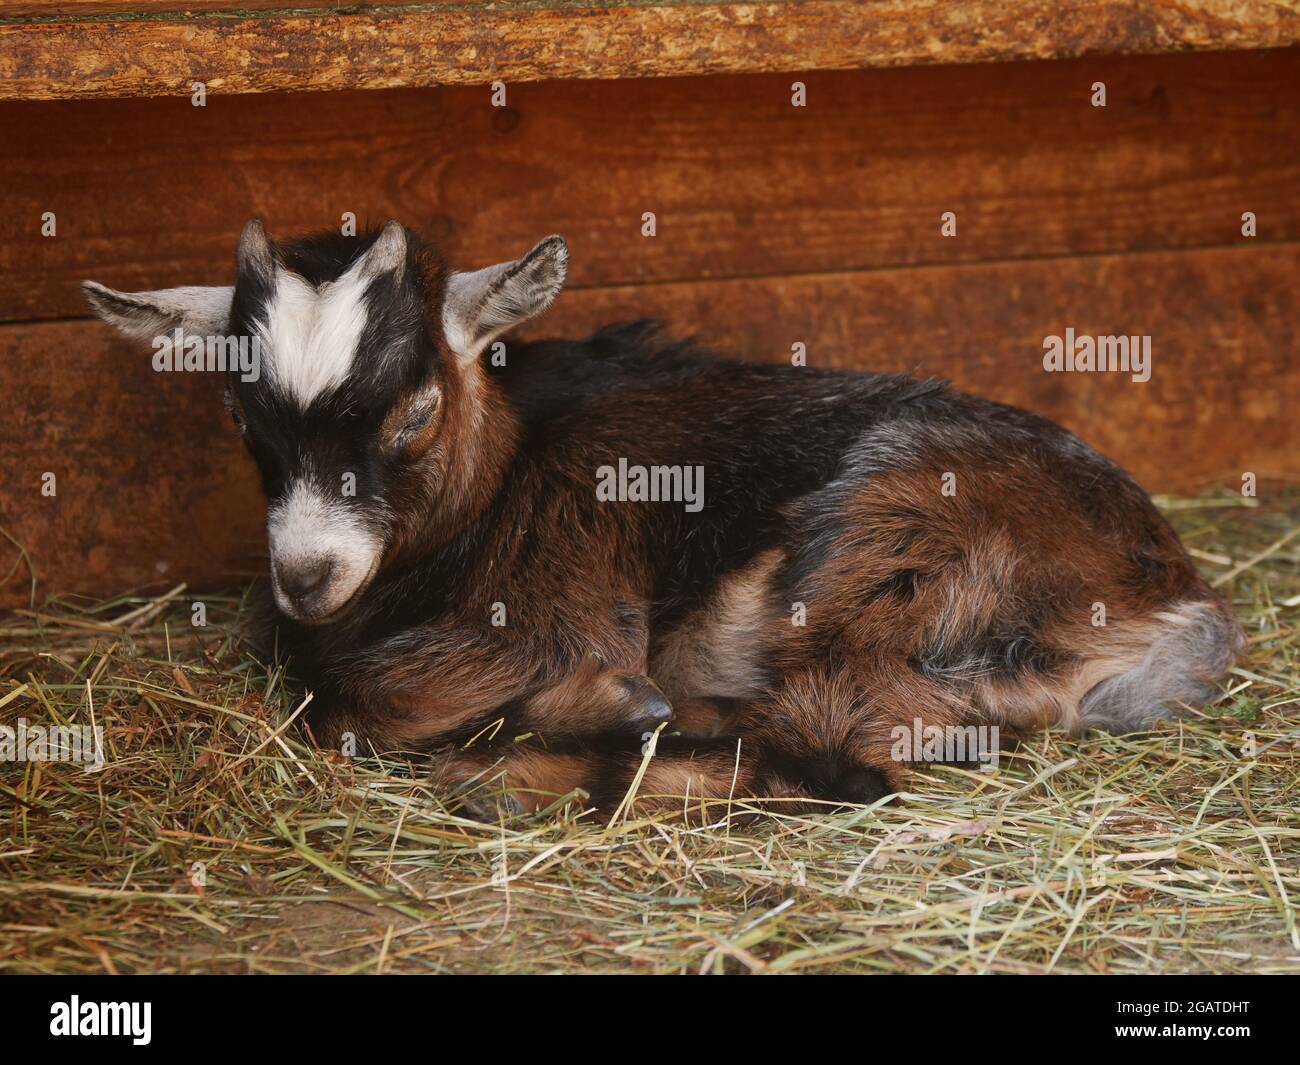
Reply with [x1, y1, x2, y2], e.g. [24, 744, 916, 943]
[81, 281, 234, 341]
[356, 219, 407, 281]
[442, 235, 567, 361]
[237, 218, 276, 282]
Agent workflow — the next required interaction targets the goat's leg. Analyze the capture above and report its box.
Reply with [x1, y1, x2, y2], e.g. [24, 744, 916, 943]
[434, 669, 903, 820]
[305, 646, 676, 781]
[431, 732, 776, 819]
[434, 661, 1017, 820]
[427, 652, 674, 760]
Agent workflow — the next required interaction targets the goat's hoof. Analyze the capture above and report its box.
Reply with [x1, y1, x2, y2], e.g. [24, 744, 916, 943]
[616, 674, 674, 729]
[453, 788, 527, 823]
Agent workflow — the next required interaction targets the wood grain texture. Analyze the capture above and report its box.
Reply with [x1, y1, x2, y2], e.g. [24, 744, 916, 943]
[0, 320, 268, 607]
[2, 1, 1300, 100]
[2, 243, 1295, 605]
[6, 49, 1300, 323]
[0, 1, 452, 11]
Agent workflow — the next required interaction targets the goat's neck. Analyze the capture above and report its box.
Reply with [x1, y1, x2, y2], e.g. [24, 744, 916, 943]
[394, 362, 520, 565]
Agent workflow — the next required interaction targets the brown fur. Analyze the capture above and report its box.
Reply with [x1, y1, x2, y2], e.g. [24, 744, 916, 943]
[199, 227, 1243, 821]
[301, 348, 1242, 820]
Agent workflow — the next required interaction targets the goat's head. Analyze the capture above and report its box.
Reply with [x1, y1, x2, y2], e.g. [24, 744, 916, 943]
[83, 220, 567, 624]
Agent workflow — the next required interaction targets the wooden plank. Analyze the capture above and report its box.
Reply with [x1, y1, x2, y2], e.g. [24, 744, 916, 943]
[5, 49, 1300, 323]
[1, 242, 1294, 605]
[0, 1, 448, 11]
[2, 1, 1299, 101]
[0, 320, 268, 607]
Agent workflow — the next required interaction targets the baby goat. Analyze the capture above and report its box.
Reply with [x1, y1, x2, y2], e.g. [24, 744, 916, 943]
[84, 221, 1244, 816]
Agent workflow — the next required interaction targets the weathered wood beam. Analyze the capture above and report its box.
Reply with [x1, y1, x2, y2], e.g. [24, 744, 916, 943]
[2, 1, 1299, 101]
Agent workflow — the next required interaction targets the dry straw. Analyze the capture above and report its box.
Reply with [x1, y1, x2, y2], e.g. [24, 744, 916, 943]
[1, 488, 1297, 974]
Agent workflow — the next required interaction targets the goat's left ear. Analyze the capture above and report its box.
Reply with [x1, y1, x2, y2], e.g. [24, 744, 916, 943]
[442, 235, 567, 361]
[81, 281, 234, 341]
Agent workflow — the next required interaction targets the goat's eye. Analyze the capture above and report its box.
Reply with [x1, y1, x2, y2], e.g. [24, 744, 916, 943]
[385, 388, 441, 453]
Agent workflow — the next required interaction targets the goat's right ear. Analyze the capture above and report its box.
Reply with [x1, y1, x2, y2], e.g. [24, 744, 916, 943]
[442, 235, 568, 362]
[81, 281, 234, 341]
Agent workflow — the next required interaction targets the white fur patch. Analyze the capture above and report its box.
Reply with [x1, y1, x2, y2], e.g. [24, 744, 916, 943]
[258, 259, 371, 407]
[267, 480, 382, 621]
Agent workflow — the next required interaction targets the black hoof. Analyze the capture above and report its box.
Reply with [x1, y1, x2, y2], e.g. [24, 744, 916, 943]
[641, 694, 674, 723]
[619, 675, 674, 727]
[835, 766, 890, 805]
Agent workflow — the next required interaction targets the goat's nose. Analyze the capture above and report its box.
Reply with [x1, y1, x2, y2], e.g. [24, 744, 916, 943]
[276, 558, 334, 602]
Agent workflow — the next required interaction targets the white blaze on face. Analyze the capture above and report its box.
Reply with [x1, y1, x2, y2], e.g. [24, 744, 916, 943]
[268, 481, 383, 621]
[258, 256, 372, 407]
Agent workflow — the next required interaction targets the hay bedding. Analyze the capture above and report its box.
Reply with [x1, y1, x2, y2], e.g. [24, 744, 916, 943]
[0, 488, 1296, 975]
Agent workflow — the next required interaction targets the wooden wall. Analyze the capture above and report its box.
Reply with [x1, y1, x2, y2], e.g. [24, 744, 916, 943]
[1, 47, 1297, 605]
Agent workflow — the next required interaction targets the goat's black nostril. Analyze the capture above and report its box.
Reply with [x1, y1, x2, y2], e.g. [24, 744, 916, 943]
[277, 558, 334, 602]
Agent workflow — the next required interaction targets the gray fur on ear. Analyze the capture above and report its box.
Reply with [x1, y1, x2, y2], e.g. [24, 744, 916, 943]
[358, 220, 407, 281]
[81, 280, 234, 340]
[442, 235, 568, 361]
[237, 218, 276, 281]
